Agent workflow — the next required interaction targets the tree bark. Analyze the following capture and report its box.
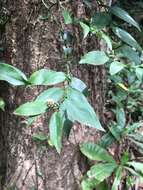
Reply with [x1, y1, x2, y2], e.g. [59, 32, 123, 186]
[0, 1, 107, 189]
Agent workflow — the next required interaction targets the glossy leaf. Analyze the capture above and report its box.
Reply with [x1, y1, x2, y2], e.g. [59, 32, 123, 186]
[49, 112, 63, 153]
[111, 166, 123, 190]
[80, 143, 115, 163]
[61, 88, 104, 131]
[113, 27, 142, 51]
[126, 122, 143, 133]
[36, 87, 64, 103]
[87, 163, 117, 181]
[127, 162, 143, 174]
[0, 63, 27, 85]
[116, 107, 126, 128]
[81, 177, 99, 190]
[121, 152, 129, 165]
[14, 101, 47, 116]
[80, 22, 90, 39]
[125, 167, 141, 177]
[109, 125, 124, 141]
[136, 68, 143, 81]
[0, 97, 5, 111]
[128, 133, 143, 143]
[81, 179, 93, 190]
[26, 116, 38, 127]
[110, 6, 140, 31]
[63, 118, 73, 138]
[128, 138, 143, 154]
[116, 45, 141, 65]
[101, 32, 112, 50]
[79, 51, 109, 65]
[32, 134, 48, 141]
[110, 61, 125, 75]
[29, 69, 66, 85]
[91, 12, 111, 29]
[100, 132, 116, 148]
[70, 77, 87, 93]
[62, 10, 72, 24]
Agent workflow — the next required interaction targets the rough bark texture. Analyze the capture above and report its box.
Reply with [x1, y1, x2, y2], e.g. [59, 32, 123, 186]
[0, 1, 107, 189]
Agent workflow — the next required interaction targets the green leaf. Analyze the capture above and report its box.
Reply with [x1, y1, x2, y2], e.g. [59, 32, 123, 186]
[80, 143, 115, 163]
[36, 87, 64, 103]
[116, 45, 141, 65]
[136, 68, 143, 81]
[79, 51, 109, 65]
[63, 118, 73, 138]
[87, 163, 117, 182]
[91, 12, 111, 29]
[128, 133, 143, 143]
[29, 69, 66, 85]
[109, 125, 124, 141]
[101, 32, 112, 50]
[125, 167, 142, 177]
[121, 152, 129, 165]
[128, 138, 143, 154]
[70, 77, 87, 93]
[62, 10, 72, 24]
[81, 177, 99, 190]
[100, 132, 116, 148]
[96, 181, 109, 190]
[61, 88, 104, 131]
[110, 61, 125, 75]
[14, 101, 47, 116]
[32, 133, 48, 141]
[26, 116, 38, 127]
[49, 112, 63, 153]
[80, 22, 90, 39]
[116, 107, 126, 128]
[110, 6, 140, 31]
[126, 122, 143, 133]
[81, 179, 93, 190]
[112, 27, 142, 51]
[0, 63, 27, 85]
[0, 97, 5, 111]
[111, 166, 123, 190]
[127, 162, 143, 174]
[61, 104, 73, 139]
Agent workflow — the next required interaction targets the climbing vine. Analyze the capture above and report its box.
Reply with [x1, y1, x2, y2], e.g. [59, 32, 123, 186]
[0, 1, 143, 189]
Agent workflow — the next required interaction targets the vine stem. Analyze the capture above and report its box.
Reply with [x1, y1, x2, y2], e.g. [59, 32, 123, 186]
[41, 0, 49, 9]
[41, 0, 57, 10]
[66, 61, 71, 76]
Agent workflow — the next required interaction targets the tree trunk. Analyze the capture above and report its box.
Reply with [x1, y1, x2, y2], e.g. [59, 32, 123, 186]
[0, 1, 107, 189]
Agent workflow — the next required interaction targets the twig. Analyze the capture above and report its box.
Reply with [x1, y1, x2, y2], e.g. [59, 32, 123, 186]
[41, 0, 57, 14]
[59, 0, 71, 5]
[21, 161, 35, 189]
[41, 0, 49, 9]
